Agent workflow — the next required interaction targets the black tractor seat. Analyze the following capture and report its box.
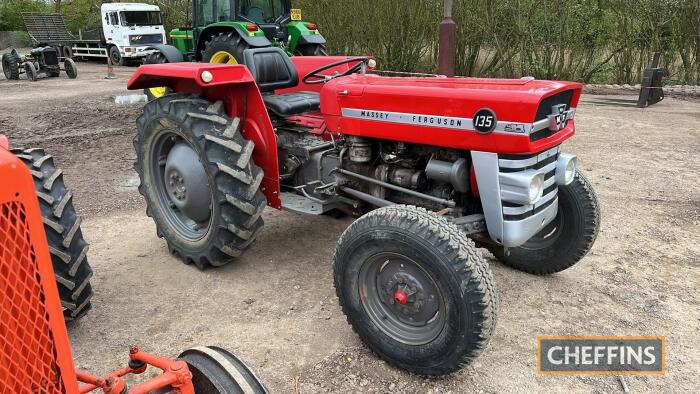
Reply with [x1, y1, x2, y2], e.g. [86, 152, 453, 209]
[243, 47, 320, 117]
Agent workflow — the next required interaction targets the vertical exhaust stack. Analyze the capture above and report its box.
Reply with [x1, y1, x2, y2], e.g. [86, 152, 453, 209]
[438, 0, 456, 77]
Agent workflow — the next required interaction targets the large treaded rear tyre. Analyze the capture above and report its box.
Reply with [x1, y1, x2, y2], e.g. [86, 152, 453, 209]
[133, 94, 266, 268]
[490, 171, 600, 275]
[202, 32, 249, 64]
[2, 52, 20, 80]
[295, 44, 327, 56]
[333, 205, 498, 375]
[178, 346, 268, 393]
[11, 148, 93, 321]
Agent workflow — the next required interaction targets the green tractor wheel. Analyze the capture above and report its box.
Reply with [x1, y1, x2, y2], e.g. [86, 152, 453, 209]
[202, 32, 249, 65]
[295, 44, 327, 56]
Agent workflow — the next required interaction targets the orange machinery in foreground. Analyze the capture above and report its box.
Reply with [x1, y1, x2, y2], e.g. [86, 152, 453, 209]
[0, 135, 267, 393]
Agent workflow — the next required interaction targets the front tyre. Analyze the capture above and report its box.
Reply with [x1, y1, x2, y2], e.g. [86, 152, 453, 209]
[109, 46, 124, 66]
[491, 171, 600, 275]
[24, 62, 37, 81]
[64, 58, 78, 79]
[333, 205, 498, 375]
[133, 94, 266, 268]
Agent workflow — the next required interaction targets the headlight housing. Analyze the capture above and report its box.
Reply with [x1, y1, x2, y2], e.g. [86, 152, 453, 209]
[555, 153, 577, 185]
[499, 170, 545, 205]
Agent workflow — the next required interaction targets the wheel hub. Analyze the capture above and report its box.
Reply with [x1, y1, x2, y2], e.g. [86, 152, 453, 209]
[359, 253, 446, 345]
[383, 272, 431, 321]
[163, 142, 212, 223]
[168, 171, 187, 201]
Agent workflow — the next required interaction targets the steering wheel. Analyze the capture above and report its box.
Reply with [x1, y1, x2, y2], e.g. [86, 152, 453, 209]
[302, 57, 372, 85]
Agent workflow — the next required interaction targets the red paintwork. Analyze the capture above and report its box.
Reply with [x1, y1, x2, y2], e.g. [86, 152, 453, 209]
[76, 346, 195, 394]
[1, 145, 197, 394]
[320, 73, 581, 154]
[127, 58, 582, 209]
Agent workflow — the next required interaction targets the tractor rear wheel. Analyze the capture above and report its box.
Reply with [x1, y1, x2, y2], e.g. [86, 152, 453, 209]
[333, 205, 498, 375]
[2, 52, 20, 80]
[178, 346, 268, 393]
[143, 51, 171, 101]
[133, 94, 266, 268]
[11, 148, 93, 321]
[490, 171, 600, 274]
[202, 32, 249, 64]
[295, 44, 327, 56]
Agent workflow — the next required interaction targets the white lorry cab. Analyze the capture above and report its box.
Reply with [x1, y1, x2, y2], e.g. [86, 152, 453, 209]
[71, 3, 166, 65]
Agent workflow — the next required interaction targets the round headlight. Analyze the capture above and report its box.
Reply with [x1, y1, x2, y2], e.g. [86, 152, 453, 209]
[564, 159, 576, 184]
[529, 174, 544, 202]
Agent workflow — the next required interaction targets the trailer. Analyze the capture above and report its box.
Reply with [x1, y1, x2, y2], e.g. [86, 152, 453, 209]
[21, 3, 166, 66]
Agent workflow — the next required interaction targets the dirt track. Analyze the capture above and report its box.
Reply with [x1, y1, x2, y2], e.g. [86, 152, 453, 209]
[1, 62, 699, 393]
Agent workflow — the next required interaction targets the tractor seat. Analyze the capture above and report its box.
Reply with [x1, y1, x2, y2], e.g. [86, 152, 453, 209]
[243, 47, 320, 117]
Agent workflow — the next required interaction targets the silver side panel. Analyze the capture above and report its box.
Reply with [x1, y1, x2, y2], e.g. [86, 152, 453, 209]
[472, 148, 562, 247]
[502, 198, 559, 246]
[471, 151, 505, 244]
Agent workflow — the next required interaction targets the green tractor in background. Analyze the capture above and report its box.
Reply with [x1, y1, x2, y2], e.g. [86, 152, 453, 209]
[144, 0, 326, 99]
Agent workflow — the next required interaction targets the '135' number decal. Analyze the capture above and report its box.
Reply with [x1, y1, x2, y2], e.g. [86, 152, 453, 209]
[473, 109, 497, 134]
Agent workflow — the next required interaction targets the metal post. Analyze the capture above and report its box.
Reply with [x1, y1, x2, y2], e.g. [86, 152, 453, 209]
[438, 0, 456, 77]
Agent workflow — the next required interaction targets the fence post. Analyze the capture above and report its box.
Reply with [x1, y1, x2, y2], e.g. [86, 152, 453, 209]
[438, 0, 456, 76]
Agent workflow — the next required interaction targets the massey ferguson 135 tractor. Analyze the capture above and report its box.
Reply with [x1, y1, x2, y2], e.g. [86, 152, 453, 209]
[127, 49, 600, 375]
[0, 135, 268, 393]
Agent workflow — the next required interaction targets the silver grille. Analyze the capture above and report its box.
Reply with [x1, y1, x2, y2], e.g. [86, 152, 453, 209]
[498, 146, 559, 221]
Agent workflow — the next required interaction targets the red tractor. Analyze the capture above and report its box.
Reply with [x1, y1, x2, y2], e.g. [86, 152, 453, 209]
[127, 49, 600, 375]
[0, 135, 268, 393]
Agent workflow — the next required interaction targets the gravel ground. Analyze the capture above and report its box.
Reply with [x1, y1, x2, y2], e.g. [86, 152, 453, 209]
[1, 62, 698, 393]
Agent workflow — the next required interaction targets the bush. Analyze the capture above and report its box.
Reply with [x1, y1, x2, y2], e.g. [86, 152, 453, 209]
[295, 0, 700, 84]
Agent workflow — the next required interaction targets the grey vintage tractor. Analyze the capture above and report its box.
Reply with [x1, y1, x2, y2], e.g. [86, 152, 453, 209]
[2, 47, 78, 81]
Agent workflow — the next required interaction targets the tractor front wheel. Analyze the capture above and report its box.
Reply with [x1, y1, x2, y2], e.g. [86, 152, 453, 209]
[490, 171, 600, 274]
[202, 32, 249, 65]
[333, 205, 498, 375]
[64, 58, 78, 79]
[2, 52, 20, 80]
[133, 94, 266, 268]
[12, 148, 94, 321]
[24, 62, 37, 81]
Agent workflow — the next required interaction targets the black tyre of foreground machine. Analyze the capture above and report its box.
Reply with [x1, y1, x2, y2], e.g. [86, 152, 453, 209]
[12, 148, 94, 321]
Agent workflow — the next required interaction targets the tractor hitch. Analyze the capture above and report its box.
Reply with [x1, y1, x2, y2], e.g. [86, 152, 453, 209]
[76, 346, 194, 394]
